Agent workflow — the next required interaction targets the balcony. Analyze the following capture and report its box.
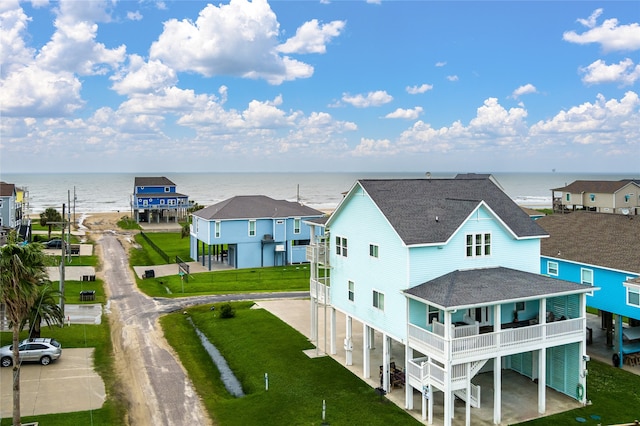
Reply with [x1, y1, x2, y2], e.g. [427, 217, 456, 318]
[306, 244, 330, 266]
[408, 317, 585, 362]
[310, 277, 331, 304]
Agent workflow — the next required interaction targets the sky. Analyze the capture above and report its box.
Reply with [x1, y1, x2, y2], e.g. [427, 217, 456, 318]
[0, 0, 639, 174]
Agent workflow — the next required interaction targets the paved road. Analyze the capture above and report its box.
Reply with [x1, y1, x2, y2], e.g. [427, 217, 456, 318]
[99, 233, 308, 425]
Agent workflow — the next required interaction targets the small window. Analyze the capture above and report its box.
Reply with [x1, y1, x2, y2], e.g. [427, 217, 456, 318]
[369, 244, 379, 258]
[515, 301, 525, 312]
[581, 268, 594, 296]
[373, 290, 384, 311]
[466, 233, 491, 258]
[547, 261, 559, 276]
[336, 236, 348, 257]
[566, 193, 570, 202]
[625, 194, 631, 203]
[160, 199, 165, 205]
[428, 305, 439, 324]
[215, 221, 221, 238]
[348, 281, 355, 302]
[165, 187, 170, 192]
[294, 218, 301, 234]
[589, 194, 595, 202]
[248, 220, 256, 237]
[627, 287, 640, 307]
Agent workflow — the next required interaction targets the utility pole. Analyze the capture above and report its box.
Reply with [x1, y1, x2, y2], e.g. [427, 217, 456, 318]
[49, 203, 69, 317]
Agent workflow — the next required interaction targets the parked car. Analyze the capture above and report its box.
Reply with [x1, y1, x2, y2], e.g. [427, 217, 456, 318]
[0, 338, 62, 367]
[43, 239, 63, 249]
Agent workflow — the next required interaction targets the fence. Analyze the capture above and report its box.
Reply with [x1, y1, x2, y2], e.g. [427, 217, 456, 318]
[139, 231, 170, 263]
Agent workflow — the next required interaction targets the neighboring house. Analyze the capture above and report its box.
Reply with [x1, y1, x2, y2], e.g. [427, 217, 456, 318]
[521, 206, 546, 220]
[538, 211, 640, 366]
[190, 195, 325, 270]
[131, 177, 189, 223]
[552, 180, 640, 215]
[307, 178, 593, 426]
[0, 181, 18, 231]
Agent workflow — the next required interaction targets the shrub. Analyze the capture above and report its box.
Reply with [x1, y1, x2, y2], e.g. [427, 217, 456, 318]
[219, 303, 236, 319]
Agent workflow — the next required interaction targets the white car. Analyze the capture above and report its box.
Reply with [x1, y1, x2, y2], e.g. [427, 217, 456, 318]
[0, 338, 62, 367]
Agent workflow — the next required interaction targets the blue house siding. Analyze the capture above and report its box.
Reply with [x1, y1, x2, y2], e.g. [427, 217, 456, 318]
[329, 185, 410, 341]
[541, 256, 640, 319]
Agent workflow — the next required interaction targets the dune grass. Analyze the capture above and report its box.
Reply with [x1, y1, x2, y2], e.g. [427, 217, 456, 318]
[161, 302, 421, 426]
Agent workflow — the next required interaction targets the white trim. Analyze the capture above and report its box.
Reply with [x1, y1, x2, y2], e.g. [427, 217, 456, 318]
[580, 268, 594, 296]
[541, 256, 638, 277]
[626, 286, 640, 308]
[373, 289, 385, 311]
[248, 219, 256, 237]
[547, 261, 559, 276]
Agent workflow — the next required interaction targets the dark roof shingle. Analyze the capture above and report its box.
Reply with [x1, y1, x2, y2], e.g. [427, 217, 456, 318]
[538, 211, 640, 273]
[552, 180, 639, 193]
[404, 267, 592, 309]
[134, 176, 176, 187]
[351, 178, 546, 245]
[193, 195, 324, 220]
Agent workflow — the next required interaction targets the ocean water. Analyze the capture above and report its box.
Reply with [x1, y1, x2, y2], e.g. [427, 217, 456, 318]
[1, 171, 637, 215]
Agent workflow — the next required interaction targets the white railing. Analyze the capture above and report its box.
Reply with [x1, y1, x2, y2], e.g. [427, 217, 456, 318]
[410, 317, 585, 360]
[309, 278, 331, 304]
[454, 383, 482, 408]
[432, 320, 479, 338]
[306, 244, 330, 265]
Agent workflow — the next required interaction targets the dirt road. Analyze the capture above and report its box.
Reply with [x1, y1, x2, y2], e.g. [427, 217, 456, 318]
[92, 215, 308, 425]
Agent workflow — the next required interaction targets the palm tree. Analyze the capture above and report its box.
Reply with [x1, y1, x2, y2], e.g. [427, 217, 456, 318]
[0, 233, 50, 426]
[21, 285, 64, 339]
[39, 207, 62, 240]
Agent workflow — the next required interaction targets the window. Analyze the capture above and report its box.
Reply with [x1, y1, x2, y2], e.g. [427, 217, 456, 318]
[369, 244, 379, 258]
[373, 290, 384, 311]
[348, 281, 355, 302]
[336, 236, 348, 257]
[625, 194, 631, 203]
[164, 186, 170, 192]
[589, 194, 595, 202]
[466, 233, 491, 257]
[160, 199, 165, 205]
[581, 268, 594, 295]
[547, 261, 559, 276]
[0, 199, 3, 207]
[627, 287, 640, 307]
[516, 301, 525, 312]
[428, 305, 439, 324]
[169, 199, 176, 206]
[215, 221, 221, 238]
[248, 220, 256, 237]
[294, 218, 301, 234]
[566, 193, 570, 202]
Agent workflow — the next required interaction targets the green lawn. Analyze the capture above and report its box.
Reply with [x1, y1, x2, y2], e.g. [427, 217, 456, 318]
[162, 302, 421, 426]
[137, 265, 311, 297]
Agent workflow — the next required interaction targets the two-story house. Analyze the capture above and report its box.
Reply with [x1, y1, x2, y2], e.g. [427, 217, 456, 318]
[131, 177, 189, 223]
[307, 177, 593, 426]
[190, 195, 325, 270]
[538, 211, 640, 368]
[0, 182, 18, 244]
[552, 180, 640, 215]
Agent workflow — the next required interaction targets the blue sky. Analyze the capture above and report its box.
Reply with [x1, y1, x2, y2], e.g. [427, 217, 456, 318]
[1, 0, 639, 174]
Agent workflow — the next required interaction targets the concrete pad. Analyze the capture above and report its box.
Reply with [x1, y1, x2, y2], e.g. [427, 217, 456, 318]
[0, 348, 106, 418]
[46, 266, 96, 282]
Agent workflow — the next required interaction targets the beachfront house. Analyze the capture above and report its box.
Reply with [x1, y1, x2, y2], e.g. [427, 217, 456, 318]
[307, 177, 593, 426]
[131, 177, 189, 223]
[0, 181, 23, 243]
[190, 195, 325, 270]
[538, 211, 640, 367]
[552, 180, 640, 215]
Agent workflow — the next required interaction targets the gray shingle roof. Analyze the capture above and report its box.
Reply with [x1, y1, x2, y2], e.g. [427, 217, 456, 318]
[193, 195, 324, 220]
[552, 179, 639, 193]
[134, 176, 176, 187]
[353, 178, 547, 245]
[538, 211, 640, 273]
[404, 267, 592, 309]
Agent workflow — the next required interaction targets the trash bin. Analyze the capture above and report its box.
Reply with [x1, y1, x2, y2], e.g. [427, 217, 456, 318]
[144, 269, 155, 279]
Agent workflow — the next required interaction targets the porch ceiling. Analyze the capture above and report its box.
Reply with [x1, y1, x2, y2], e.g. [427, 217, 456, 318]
[404, 266, 594, 309]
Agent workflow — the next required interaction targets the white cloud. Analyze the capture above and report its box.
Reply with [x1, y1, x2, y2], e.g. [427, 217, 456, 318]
[342, 90, 393, 108]
[353, 137, 393, 156]
[385, 106, 423, 120]
[277, 19, 345, 54]
[511, 83, 538, 99]
[563, 9, 640, 52]
[127, 11, 143, 21]
[149, 0, 317, 85]
[446, 75, 458, 82]
[110, 55, 177, 95]
[406, 84, 433, 95]
[580, 58, 640, 86]
[0, 5, 35, 77]
[435, 61, 446, 67]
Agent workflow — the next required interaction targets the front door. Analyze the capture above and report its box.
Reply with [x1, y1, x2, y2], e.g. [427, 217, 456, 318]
[468, 306, 491, 326]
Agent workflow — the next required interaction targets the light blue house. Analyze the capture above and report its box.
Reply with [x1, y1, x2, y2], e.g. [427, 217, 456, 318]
[538, 211, 640, 367]
[131, 176, 189, 223]
[190, 195, 324, 270]
[307, 177, 593, 426]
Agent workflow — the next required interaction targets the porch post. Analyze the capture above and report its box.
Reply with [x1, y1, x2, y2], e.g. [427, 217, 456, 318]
[369, 327, 375, 349]
[330, 307, 337, 354]
[405, 344, 412, 409]
[363, 323, 370, 379]
[382, 334, 390, 392]
[465, 362, 471, 426]
[428, 383, 433, 424]
[538, 348, 546, 413]
[493, 355, 501, 424]
[493, 302, 502, 424]
[345, 315, 353, 366]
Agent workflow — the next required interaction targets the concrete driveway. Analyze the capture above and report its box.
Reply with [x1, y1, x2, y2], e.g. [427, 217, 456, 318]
[0, 348, 105, 418]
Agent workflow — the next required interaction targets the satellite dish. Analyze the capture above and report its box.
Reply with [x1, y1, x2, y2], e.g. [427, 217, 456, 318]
[622, 208, 630, 215]
[425, 172, 431, 180]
